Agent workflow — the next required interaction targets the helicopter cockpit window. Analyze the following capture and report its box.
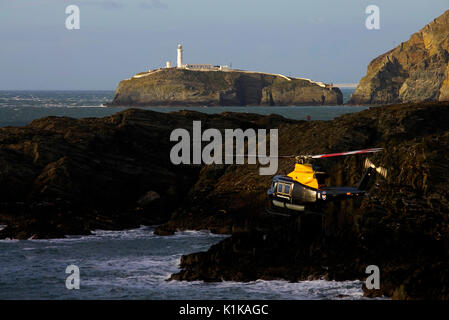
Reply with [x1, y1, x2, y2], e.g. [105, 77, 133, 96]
[277, 184, 283, 193]
[276, 182, 293, 197]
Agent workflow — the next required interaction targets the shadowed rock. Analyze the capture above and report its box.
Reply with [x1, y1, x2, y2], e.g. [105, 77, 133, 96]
[0, 109, 287, 239]
[166, 101, 449, 300]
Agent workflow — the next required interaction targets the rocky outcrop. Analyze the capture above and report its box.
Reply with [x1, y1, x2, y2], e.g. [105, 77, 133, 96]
[0, 109, 287, 239]
[349, 10, 449, 104]
[110, 68, 343, 106]
[166, 101, 449, 299]
[2, 102, 449, 299]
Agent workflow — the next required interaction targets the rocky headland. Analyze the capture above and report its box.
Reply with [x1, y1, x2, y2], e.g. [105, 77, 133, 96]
[1, 102, 449, 299]
[110, 68, 343, 106]
[349, 10, 449, 105]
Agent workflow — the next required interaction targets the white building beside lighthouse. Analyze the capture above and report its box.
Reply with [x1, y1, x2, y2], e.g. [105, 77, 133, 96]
[164, 44, 229, 70]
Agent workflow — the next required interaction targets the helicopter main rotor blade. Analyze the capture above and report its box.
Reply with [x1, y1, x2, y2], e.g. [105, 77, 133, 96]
[233, 148, 383, 159]
[233, 155, 295, 158]
[308, 147, 383, 159]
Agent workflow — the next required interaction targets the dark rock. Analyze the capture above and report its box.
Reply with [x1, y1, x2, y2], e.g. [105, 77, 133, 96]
[168, 101, 449, 299]
[0, 109, 292, 239]
[137, 191, 161, 207]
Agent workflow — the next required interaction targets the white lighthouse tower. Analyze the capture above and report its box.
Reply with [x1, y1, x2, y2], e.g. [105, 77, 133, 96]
[177, 44, 183, 68]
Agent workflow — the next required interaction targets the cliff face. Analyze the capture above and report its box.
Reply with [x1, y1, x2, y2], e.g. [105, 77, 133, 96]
[349, 10, 449, 104]
[111, 68, 342, 106]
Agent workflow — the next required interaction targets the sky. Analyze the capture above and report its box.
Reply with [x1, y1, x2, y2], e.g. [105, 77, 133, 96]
[0, 0, 448, 90]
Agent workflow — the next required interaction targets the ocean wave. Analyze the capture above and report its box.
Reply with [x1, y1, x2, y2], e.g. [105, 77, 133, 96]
[5, 226, 228, 243]
[161, 278, 370, 300]
[92, 255, 181, 272]
[62, 104, 109, 108]
[0, 221, 379, 299]
[0, 238, 20, 243]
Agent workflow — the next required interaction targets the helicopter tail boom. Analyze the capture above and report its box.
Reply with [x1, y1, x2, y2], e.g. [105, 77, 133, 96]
[357, 158, 388, 190]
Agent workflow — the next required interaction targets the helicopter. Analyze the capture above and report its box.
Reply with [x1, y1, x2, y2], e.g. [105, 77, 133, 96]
[266, 148, 388, 216]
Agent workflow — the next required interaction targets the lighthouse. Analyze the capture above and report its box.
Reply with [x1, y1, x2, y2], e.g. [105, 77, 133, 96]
[177, 44, 183, 68]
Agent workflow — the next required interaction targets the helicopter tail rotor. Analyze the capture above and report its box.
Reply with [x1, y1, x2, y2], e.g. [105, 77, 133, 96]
[364, 157, 388, 179]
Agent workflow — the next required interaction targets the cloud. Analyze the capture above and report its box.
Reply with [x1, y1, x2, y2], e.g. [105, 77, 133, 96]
[139, 0, 168, 10]
[77, 0, 168, 10]
[79, 0, 124, 10]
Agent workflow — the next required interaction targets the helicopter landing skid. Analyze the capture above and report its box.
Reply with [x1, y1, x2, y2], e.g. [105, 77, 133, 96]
[265, 207, 325, 217]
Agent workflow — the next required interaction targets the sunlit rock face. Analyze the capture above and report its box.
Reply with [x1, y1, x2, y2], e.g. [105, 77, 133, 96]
[349, 10, 449, 105]
[110, 68, 342, 106]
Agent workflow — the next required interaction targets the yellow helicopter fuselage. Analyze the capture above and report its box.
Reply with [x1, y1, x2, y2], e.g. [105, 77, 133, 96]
[287, 163, 319, 189]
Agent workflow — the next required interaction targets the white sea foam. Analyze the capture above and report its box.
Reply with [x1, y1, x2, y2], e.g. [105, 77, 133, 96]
[219, 279, 366, 300]
[161, 278, 369, 300]
[0, 238, 19, 243]
[63, 104, 109, 108]
[172, 229, 229, 239]
[9, 226, 226, 243]
[0, 224, 381, 299]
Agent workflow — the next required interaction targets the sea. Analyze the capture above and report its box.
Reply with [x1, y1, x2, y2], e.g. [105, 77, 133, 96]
[0, 89, 367, 127]
[0, 89, 374, 300]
